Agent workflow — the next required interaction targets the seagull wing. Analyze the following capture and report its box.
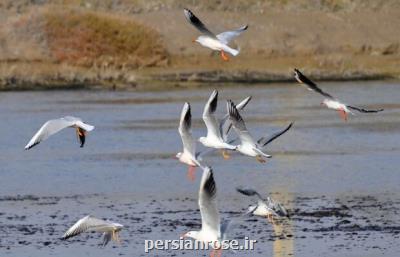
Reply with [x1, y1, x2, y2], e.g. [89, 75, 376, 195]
[294, 69, 334, 99]
[62, 215, 113, 240]
[236, 187, 264, 201]
[267, 197, 290, 218]
[203, 90, 223, 140]
[199, 167, 220, 237]
[220, 96, 252, 141]
[346, 105, 384, 113]
[216, 25, 248, 45]
[184, 8, 216, 38]
[257, 122, 294, 148]
[25, 116, 94, 150]
[227, 100, 255, 146]
[179, 102, 196, 156]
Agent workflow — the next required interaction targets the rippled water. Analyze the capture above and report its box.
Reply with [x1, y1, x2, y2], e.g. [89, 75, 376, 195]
[0, 81, 400, 257]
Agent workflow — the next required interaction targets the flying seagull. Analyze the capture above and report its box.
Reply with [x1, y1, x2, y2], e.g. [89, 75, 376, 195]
[199, 90, 237, 159]
[62, 215, 123, 246]
[176, 102, 203, 181]
[184, 8, 248, 61]
[182, 167, 231, 257]
[25, 116, 94, 150]
[227, 100, 293, 163]
[237, 188, 289, 223]
[294, 69, 384, 121]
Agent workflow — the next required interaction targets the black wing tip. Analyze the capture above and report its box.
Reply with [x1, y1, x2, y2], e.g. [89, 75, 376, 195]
[25, 142, 39, 150]
[243, 25, 249, 30]
[204, 167, 216, 197]
[236, 187, 256, 196]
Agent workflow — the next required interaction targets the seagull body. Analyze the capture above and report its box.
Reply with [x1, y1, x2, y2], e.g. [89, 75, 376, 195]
[176, 102, 202, 181]
[25, 116, 94, 150]
[183, 167, 228, 256]
[184, 8, 248, 61]
[227, 101, 293, 163]
[62, 215, 123, 246]
[237, 188, 289, 223]
[294, 68, 383, 121]
[199, 90, 238, 160]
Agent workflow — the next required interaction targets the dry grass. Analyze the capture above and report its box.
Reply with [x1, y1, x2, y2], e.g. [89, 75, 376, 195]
[42, 8, 169, 69]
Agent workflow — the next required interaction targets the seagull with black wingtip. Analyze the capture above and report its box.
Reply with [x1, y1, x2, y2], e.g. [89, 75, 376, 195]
[182, 167, 233, 257]
[227, 100, 293, 163]
[183, 8, 248, 61]
[294, 68, 384, 121]
[237, 188, 289, 224]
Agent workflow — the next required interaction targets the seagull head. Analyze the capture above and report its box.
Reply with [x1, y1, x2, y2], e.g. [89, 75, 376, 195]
[181, 231, 199, 240]
[175, 152, 182, 159]
[321, 99, 329, 107]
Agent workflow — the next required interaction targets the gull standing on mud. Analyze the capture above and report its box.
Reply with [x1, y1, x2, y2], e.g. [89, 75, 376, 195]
[183, 8, 248, 61]
[237, 188, 289, 223]
[294, 68, 384, 121]
[25, 116, 94, 150]
[227, 100, 293, 163]
[62, 215, 123, 246]
[182, 167, 230, 257]
[176, 102, 203, 181]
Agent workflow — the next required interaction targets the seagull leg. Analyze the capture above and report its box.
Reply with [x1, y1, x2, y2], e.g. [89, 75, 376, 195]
[256, 155, 266, 163]
[210, 249, 215, 257]
[187, 166, 196, 181]
[216, 248, 223, 257]
[337, 108, 348, 121]
[220, 50, 229, 61]
[221, 150, 230, 160]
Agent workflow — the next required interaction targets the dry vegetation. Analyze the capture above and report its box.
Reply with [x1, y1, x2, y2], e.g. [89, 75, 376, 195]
[0, 1, 399, 89]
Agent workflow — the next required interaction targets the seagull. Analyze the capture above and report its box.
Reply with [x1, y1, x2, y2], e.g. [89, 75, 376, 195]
[62, 215, 123, 246]
[199, 90, 251, 160]
[237, 188, 289, 224]
[227, 100, 293, 163]
[25, 116, 94, 150]
[182, 167, 231, 257]
[184, 8, 248, 61]
[294, 68, 384, 121]
[176, 102, 203, 181]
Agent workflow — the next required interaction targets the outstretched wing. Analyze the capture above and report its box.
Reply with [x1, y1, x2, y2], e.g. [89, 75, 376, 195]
[220, 96, 252, 141]
[216, 25, 248, 45]
[62, 215, 112, 240]
[203, 90, 223, 140]
[25, 118, 76, 150]
[184, 8, 216, 38]
[199, 167, 220, 238]
[257, 122, 294, 148]
[294, 69, 334, 99]
[347, 105, 384, 113]
[236, 187, 264, 201]
[179, 102, 196, 156]
[227, 100, 255, 146]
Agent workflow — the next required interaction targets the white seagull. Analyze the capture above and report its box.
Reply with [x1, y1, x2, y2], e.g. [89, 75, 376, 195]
[237, 188, 289, 224]
[25, 116, 94, 150]
[176, 102, 203, 181]
[227, 100, 293, 163]
[199, 90, 251, 160]
[184, 8, 248, 61]
[294, 68, 384, 121]
[182, 167, 231, 257]
[62, 215, 123, 246]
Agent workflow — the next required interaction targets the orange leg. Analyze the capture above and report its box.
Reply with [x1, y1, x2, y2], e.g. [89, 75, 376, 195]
[256, 155, 266, 163]
[337, 108, 348, 121]
[187, 166, 196, 181]
[221, 150, 231, 160]
[210, 249, 215, 257]
[220, 50, 229, 61]
[216, 248, 223, 257]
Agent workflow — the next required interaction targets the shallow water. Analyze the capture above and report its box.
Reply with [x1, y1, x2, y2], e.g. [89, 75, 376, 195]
[1, 81, 400, 256]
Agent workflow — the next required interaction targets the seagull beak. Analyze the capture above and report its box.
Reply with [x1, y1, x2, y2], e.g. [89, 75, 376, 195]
[180, 233, 186, 239]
